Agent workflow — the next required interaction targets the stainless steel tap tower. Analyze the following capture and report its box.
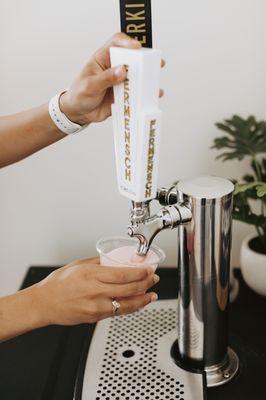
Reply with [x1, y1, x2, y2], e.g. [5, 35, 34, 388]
[128, 175, 239, 387]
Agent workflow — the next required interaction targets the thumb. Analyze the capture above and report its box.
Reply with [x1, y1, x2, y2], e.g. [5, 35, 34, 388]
[88, 257, 100, 265]
[94, 65, 127, 92]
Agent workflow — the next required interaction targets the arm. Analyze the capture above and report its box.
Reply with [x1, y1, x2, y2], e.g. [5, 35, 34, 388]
[0, 105, 65, 168]
[0, 33, 163, 341]
[0, 33, 141, 168]
[0, 259, 158, 342]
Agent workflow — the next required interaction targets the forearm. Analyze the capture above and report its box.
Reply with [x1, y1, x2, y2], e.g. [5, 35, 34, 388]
[0, 104, 66, 168]
[0, 286, 45, 342]
[0, 34, 144, 169]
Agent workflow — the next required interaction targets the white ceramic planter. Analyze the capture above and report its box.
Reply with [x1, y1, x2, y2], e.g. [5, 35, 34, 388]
[240, 234, 266, 296]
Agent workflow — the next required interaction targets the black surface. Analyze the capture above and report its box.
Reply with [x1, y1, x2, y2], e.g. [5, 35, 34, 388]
[0, 267, 93, 400]
[210, 269, 266, 400]
[0, 267, 266, 399]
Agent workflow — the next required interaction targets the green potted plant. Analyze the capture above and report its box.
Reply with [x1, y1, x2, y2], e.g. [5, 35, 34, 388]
[212, 115, 266, 295]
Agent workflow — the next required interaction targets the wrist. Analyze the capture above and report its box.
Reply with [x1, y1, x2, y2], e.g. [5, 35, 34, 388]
[59, 92, 89, 126]
[24, 284, 50, 329]
[48, 91, 89, 135]
[0, 287, 48, 341]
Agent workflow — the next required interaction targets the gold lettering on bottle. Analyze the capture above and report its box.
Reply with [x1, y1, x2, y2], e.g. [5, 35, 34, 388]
[124, 91, 129, 103]
[125, 167, 131, 181]
[125, 3, 145, 7]
[127, 23, 146, 33]
[134, 35, 147, 45]
[145, 120, 157, 198]
[124, 105, 130, 118]
[124, 3, 147, 45]
[124, 65, 131, 181]
[126, 10, 145, 21]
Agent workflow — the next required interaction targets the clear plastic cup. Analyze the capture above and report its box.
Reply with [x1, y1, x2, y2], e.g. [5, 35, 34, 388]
[96, 236, 165, 272]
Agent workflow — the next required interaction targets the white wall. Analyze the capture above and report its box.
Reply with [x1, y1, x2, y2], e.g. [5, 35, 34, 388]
[1, 0, 266, 295]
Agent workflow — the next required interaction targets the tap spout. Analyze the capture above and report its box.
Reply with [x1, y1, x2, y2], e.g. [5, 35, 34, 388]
[128, 202, 192, 256]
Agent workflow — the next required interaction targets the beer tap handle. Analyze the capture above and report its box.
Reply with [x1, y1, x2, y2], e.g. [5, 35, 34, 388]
[110, 46, 162, 203]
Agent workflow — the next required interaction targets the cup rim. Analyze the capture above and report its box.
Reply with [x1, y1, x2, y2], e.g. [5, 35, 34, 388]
[96, 236, 166, 267]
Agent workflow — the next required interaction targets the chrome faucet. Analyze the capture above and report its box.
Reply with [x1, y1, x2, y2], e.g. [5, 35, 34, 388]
[127, 175, 239, 387]
[128, 198, 192, 255]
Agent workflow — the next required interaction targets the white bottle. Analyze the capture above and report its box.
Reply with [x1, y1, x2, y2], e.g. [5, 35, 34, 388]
[110, 47, 162, 202]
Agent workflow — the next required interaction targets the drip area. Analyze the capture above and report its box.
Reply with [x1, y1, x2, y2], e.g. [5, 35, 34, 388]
[77, 268, 266, 400]
[81, 300, 204, 400]
[0, 267, 266, 400]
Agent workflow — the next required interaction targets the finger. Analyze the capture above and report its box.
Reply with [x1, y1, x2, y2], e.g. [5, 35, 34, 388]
[159, 89, 164, 98]
[87, 257, 100, 264]
[95, 32, 141, 70]
[107, 32, 141, 50]
[161, 59, 166, 68]
[91, 88, 114, 122]
[89, 65, 127, 93]
[98, 265, 154, 284]
[103, 273, 160, 298]
[117, 292, 158, 316]
[70, 257, 100, 267]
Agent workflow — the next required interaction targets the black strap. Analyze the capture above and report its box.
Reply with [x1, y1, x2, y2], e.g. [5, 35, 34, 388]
[119, 0, 153, 48]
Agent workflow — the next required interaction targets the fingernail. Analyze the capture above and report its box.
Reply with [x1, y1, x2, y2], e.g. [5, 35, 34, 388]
[151, 293, 158, 302]
[154, 274, 160, 284]
[146, 266, 154, 275]
[115, 65, 125, 78]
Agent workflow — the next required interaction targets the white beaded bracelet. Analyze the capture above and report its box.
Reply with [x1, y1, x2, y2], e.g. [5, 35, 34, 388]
[48, 91, 88, 135]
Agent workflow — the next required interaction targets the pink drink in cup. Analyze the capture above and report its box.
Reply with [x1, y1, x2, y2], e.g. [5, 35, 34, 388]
[96, 237, 165, 272]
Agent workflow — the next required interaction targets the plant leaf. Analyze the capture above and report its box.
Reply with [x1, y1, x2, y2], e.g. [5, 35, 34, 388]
[212, 115, 266, 161]
[257, 183, 266, 197]
[234, 182, 259, 195]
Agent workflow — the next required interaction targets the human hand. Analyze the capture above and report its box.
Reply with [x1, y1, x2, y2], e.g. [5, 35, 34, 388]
[32, 257, 159, 326]
[60, 32, 164, 126]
